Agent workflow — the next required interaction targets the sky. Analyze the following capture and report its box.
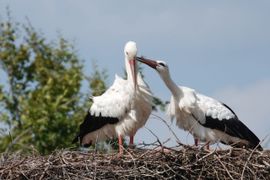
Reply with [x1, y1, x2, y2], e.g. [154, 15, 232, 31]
[0, 0, 269, 149]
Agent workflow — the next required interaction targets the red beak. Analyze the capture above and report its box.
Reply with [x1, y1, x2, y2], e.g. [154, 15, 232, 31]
[129, 59, 137, 90]
[136, 57, 158, 70]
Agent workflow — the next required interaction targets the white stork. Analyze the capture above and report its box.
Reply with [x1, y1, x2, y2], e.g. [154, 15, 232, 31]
[72, 41, 153, 154]
[137, 57, 262, 150]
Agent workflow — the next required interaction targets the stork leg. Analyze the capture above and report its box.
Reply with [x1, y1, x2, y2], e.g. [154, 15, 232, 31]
[118, 135, 123, 155]
[129, 135, 134, 145]
[201, 141, 211, 152]
[206, 142, 210, 150]
[194, 138, 199, 147]
[129, 135, 136, 149]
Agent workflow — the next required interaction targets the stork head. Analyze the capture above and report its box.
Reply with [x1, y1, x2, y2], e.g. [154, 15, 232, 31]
[124, 41, 138, 89]
[124, 41, 137, 59]
[137, 57, 169, 75]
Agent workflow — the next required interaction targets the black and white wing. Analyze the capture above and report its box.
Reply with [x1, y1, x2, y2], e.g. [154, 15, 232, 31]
[195, 94, 262, 149]
[72, 75, 135, 143]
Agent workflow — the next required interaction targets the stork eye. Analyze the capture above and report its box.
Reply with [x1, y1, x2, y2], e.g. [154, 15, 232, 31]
[126, 52, 129, 55]
[159, 62, 166, 67]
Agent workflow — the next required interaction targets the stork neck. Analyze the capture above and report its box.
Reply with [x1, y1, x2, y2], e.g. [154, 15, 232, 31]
[159, 71, 183, 99]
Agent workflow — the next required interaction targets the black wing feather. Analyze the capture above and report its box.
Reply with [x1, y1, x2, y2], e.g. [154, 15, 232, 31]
[204, 116, 261, 147]
[72, 111, 119, 144]
[200, 103, 262, 150]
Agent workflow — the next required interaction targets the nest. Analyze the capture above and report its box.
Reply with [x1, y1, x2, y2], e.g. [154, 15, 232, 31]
[0, 144, 269, 180]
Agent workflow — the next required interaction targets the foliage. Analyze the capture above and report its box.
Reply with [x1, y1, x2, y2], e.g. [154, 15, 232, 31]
[152, 96, 166, 111]
[86, 61, 108, 97]
[0, 18, 86, 154]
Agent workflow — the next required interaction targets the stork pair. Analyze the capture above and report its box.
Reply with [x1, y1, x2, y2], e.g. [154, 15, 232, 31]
[73, 41, 263, 154]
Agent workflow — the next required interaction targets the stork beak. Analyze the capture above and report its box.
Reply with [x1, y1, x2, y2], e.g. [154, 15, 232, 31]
[129, 58, 137, 90]
[136, 57, 158, 70]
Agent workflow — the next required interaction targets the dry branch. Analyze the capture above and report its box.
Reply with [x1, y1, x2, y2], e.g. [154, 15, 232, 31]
[0, 146, 269, 180]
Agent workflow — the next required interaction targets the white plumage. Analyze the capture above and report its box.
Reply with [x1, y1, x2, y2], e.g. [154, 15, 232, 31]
[167, 86, 237, 144]
[90, 74, 134, 118]
[73, 42, 153, 153]
[138, 57, 262, 150]
[81, 73, 152, 145]
[115, 73, 153, 138]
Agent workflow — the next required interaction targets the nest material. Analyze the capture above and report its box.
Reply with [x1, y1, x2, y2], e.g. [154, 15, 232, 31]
[0, 146, 269, 180]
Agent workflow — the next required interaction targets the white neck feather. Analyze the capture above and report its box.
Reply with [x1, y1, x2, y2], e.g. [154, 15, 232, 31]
[159, 71, 182, 99]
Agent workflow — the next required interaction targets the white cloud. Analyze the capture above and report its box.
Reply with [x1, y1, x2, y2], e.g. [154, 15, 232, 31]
[213, 79, 270, 148]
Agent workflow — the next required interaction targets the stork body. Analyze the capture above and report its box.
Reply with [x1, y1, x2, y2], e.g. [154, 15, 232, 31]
[114, 73, 153, 144]
[72, 42, 152, 153]
[138, 57, 262, 150]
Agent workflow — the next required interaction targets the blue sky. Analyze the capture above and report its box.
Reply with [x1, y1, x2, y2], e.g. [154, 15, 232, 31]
[0, 1, 270, 148]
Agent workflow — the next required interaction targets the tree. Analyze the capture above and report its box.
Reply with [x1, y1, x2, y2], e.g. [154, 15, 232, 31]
[0, 18, 86, 154]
